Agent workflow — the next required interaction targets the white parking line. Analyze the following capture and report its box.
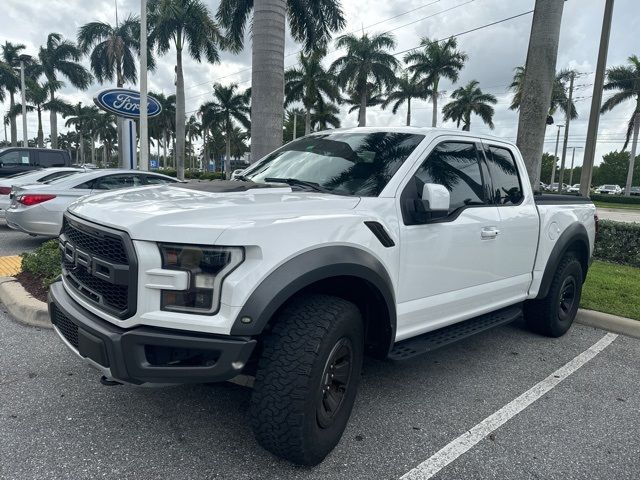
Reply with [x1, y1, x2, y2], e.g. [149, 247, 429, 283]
[400, 332, 618, 480]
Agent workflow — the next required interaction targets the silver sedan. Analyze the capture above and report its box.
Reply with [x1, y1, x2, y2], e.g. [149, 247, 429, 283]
[5, 169, 178, 236]
[0, 167, 85, 217]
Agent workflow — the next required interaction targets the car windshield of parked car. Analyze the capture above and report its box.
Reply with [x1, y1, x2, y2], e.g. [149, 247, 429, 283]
[242, 132, 425, 196]
[603, 185, 616, 189]
[3, 170, 41, 180]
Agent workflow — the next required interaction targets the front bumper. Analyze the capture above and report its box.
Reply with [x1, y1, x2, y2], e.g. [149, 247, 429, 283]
[48, 281, 257, 385]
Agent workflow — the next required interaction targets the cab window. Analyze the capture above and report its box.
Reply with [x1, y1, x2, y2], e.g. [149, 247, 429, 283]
[484, 146, 523, 205]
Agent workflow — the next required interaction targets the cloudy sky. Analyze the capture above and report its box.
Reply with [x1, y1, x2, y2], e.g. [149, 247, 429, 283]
[1, 0, 638, 168]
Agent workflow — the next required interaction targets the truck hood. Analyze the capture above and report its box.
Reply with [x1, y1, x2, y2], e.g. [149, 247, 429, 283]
[67, 184, 361, 243]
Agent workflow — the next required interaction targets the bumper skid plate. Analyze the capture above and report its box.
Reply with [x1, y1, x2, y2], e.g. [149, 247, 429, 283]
[48, 282, 256, 385]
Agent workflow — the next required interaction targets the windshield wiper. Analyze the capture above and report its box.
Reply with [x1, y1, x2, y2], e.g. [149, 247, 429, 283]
[264, 177, 332, 194]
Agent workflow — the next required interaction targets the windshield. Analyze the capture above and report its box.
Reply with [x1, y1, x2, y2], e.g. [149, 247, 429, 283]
[3, 170, 42, 180]
[242, 132, 425, 196]
[603, 185, 616, 189]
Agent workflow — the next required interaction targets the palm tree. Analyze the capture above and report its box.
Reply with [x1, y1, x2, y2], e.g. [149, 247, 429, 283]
[199, 100, 223, 170]
[7, 79, 72, 147]
[229, 126, 249, 160]
[330, 32, 399, 127]
[312, 99, 341, 131]
[148, 0, 223, 180]
[1, 42, 27, 146]
[404, 37, 467, 127]
[600, 55, 640, 196]
[382, 72, 431, 126]
[92, 113, 117, 166]
[185, 115, 201, 170]
[285, 48, 340, 135]
[442, 80, 497, 131]
[343, 84, 386, 121]
[149, 92, 176, 168]
[203, 83, 251, 178]
[509, 66, 578, 121]
[37, 33, 92, 149]
[283, 108, 306, 143]
[217, 0, 345, 161]
[64, 103, 94, 164]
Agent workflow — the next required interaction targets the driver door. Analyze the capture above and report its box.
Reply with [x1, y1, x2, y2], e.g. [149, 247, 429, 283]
[396, 139, 503, 340]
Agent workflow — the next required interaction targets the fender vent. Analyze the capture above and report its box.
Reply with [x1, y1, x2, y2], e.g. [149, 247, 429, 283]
[364, 221, 395, 248]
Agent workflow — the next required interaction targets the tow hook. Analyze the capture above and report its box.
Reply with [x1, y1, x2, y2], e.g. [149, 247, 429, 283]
[100, 375, 123, 386]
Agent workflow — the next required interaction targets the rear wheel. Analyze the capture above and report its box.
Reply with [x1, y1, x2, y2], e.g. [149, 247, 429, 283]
[250, 294, 363, 465]
[525, 253, 583, 337]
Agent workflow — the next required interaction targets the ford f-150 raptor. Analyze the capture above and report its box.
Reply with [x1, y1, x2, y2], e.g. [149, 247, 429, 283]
[48, 127, 596, 465]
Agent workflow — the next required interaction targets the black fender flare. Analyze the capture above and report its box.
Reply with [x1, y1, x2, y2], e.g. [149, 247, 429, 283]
[230, 246, 396, 345]
[536, 222, 591, 299]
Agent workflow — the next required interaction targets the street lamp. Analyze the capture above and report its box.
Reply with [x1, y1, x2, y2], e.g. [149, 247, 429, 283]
[550, 124, 565, 186]
[568, 146, 584, 186]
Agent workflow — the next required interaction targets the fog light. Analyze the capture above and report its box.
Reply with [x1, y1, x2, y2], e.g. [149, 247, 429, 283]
[241, 316, 252, 324]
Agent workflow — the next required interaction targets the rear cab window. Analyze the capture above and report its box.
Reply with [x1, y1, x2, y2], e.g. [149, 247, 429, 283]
[37, 151, 67, 167]
[482, 144, 523, 205]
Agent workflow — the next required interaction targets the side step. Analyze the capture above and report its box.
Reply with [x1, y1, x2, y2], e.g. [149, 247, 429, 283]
[388, 305, 523, 361]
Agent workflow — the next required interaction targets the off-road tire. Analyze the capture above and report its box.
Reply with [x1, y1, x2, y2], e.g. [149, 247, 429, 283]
[525, 253, 583, 337]
[250, 294, 364, 466]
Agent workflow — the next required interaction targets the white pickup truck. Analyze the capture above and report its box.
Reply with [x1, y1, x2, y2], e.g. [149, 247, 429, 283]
[49, 127, 596, 465]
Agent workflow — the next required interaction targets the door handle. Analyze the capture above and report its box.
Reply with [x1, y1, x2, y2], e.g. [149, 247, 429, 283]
[481, 227, 500, 239]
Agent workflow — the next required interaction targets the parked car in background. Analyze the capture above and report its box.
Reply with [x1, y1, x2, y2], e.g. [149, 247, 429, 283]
[5, 169, 178, 236]
[595, 184, 622, 195]
[547, 183, 569, 192]
[0, 167, 85, 217]
[231, 169, 246, 180]
[567, 184, 581, 193]
[629, 186, 640, 196]
[539, 181, 548, 191]
[0, 147, 72, 177]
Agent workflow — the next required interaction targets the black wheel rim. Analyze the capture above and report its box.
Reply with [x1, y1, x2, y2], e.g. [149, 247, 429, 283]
[558, 276, 577, 321]
[317, 338, 353, 429]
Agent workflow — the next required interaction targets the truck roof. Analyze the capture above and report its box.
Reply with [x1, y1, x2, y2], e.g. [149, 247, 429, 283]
[311, 126, 516, 147]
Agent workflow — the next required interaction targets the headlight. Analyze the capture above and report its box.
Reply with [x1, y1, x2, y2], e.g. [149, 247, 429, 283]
[158, 244, 244, 314]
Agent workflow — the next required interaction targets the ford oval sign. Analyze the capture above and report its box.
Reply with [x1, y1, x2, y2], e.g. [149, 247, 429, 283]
[93, 88, 162, 119]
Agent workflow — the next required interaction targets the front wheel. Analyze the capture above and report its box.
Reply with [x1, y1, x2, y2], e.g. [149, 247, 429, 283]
[250, 294, 363, 465]
[525, 253, 583, 337]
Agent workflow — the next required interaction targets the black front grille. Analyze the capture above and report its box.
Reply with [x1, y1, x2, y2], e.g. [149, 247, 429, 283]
[60, 215, 137, 319]
[52, 307, 79, 349]
[62, 219, 128, 264]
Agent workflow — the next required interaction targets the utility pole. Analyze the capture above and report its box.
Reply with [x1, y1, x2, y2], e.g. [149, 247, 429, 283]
[550, 124, 564, 186]
[20, 60, 28, 147]
[557, 71, 575, 193]
[516, 0, 565, 189]
[625, 112, 640, 196]
[580, 0, 615, 197]
[139, 0, 149, 171]
[568, 146, 583, 186]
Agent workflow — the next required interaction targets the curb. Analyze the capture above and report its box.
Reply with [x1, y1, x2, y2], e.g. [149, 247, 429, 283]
[576, 309, 640, 339]
[0, 276, 51, 329]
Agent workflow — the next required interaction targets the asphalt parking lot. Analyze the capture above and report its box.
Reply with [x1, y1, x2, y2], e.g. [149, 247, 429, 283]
[0, 219, 48, 256]
[1, 307, 638, 480]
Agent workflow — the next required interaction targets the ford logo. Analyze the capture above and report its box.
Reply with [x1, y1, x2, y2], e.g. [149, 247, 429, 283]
[93, 88, 162, 119]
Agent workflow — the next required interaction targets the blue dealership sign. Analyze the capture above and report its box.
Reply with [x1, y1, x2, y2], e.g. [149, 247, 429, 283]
[93, 88, 162, 119]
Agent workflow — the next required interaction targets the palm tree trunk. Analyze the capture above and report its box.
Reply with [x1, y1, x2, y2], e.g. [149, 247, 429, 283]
[203, 128, 209, 171]
[49, 87, 58, 148]
[406, 97, 412, 126]
[359, 87, 367, 127]
[37, 107, 44, 147]
[163, 129, 168, 168]
[515, 0, 565, 187]
[225, 123, 232, 179]
[79, 131, 85, 164]
[431, 83, 438, 127]
[175, 38, 186, 180]
[157, 136, 161, 168]
[305, 108, 311, 135]
[9, 92, 17, 146]
[90, 135, 96, 164]
[624, 112, 640, 196]
[251, 0, 286, 162]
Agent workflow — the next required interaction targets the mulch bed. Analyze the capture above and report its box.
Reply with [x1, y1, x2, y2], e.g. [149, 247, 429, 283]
[15, 271, 49, 303]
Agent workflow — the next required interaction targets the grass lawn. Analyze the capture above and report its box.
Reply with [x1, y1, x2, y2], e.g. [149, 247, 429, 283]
[593, 201, 640, 211]
[581, 260, 640, 320]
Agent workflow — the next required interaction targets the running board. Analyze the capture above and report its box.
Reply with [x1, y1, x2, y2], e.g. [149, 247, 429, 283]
[388, 305, 523, 361]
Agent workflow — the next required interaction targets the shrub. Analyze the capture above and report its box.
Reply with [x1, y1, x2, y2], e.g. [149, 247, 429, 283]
[590, 194, 640, 205]
[594, 220, 640, 267]
[20, 240, 62, 287]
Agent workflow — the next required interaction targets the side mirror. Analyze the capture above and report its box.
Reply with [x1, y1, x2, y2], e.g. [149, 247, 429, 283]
[408, 183, 450, 224]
